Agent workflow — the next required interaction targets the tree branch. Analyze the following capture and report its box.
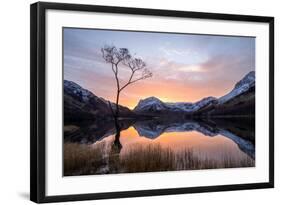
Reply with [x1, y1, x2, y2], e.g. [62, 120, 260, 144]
[119, 73, 151, 92]
[119, 70, 135, 92]
[130, 75, 150, 84]
[113, 64, 120, 91]
[101, 45, 152, 110]
[111, 63, 116, 74]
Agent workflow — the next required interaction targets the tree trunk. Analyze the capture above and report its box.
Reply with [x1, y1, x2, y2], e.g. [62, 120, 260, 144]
[105, 90, 122, 153]
[113, 90, 122, 150]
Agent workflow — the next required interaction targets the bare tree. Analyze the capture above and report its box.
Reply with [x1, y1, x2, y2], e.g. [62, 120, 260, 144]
[101, 45, 152, 149]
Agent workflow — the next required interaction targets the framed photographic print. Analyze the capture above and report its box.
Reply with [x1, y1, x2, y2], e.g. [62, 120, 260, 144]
[30, 2, 274, 203]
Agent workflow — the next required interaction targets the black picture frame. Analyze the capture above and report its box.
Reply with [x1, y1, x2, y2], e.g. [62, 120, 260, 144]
[30, 2, 274, 203]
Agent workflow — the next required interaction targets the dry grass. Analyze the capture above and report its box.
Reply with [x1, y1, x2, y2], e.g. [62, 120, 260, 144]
[120, 144, 254, 173]
[64, 142, 106, 176]
[174, 149, 254, 170]
[64, 142, 255, 176]
[120, 144, 175, 172]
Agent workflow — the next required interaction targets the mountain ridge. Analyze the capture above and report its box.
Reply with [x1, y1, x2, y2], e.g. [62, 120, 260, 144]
[133, 71, 255, 115]
[64, 71, 255, 121]
[64, 80, 134, 122]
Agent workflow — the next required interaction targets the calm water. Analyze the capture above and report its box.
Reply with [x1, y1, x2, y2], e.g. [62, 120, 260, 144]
[64, 118, 255, 176]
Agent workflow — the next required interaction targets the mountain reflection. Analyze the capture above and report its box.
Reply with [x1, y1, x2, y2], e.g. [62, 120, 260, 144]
[133, 118, 255, 159]
[64, 117, 255, 175]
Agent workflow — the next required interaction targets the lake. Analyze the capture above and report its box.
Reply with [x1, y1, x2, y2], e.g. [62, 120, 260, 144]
[64, 117, 255, 176]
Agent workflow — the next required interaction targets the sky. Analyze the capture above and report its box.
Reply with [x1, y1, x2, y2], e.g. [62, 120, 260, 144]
[64, 28, 255, 109]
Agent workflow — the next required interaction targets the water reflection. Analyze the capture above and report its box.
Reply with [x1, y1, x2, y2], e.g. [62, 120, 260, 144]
[64, 117, 255, 176]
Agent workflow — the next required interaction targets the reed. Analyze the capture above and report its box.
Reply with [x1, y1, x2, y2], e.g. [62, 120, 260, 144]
[64, 142, 106, 176]
[120, 144, 254, 173]
[64, 142, 254, 176]
[120, 144, 175, 172]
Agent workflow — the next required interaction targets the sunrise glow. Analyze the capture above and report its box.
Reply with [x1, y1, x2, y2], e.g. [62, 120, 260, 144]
[64, 28, 255, 109]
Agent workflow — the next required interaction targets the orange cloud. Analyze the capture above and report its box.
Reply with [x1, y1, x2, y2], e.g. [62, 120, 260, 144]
[68, 53, 252, 110]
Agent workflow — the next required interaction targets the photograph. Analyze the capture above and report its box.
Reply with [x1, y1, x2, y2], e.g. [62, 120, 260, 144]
[63, 28, 256, 176]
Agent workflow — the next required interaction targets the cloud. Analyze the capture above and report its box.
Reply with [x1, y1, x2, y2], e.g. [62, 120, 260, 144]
[158, 44, 209, 65]
[145, 57, 208, 84]
[178, 65, 205, 72]
[63, 28, 254, 107]
[159, 46, 190, 57]
[154, 58, 206, 72]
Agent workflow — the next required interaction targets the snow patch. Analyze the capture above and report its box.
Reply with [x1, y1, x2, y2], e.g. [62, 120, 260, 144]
[218, 71, 255, 104]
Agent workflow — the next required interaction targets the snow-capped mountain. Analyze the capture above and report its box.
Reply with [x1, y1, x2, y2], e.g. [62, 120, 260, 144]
[133, 71, 255, 115]
[218, 71, 255, 104]
[64, 80, 101, 103]
[134, 96, 220, 113]
[64, 80, 133, 121]
[134, 97, 168, 112]
[187, 97, 217, 111]
[64, 71, 255, 120]
[134, 96, 217, 113]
